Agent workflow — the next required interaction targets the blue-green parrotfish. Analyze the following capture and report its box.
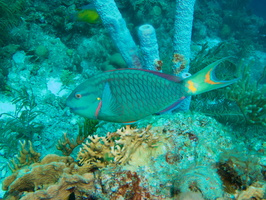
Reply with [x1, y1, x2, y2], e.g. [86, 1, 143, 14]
[67, 59, 238, 123]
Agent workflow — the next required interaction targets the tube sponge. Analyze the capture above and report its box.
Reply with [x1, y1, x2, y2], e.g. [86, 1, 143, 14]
[138, 24, 160, 71]
[92, 0, 142, 68]
[173, 0, 196, 111]
[173, 0, 196, 72]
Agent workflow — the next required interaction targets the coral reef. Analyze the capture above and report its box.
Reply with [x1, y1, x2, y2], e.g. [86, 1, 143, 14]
[20, 173, 95, 200]
[2, 112, 266, 199]
[8, 140, 40, 172]
[3, 154, 73, 192]
[3, 130, 166, 199]
[2, 154, 97, 200]
[1, 1, 266, 199]
[110, 125, 167, 166]
[99, 169, 165, 199]
[77, 124, 169, 170]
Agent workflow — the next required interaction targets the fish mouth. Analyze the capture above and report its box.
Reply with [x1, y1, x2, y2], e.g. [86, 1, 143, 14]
[66, 100, 74, 112]
[68, 107, 74, 112]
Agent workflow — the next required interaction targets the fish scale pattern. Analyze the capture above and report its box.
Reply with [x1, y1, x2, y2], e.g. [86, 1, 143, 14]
[97, 69, 186, 122]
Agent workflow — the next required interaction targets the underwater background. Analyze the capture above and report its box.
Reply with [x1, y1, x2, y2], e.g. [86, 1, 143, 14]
[0, 0, 266, 199]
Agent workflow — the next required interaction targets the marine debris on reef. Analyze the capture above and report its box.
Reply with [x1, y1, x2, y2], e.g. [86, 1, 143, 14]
[3, 112, 266, 199]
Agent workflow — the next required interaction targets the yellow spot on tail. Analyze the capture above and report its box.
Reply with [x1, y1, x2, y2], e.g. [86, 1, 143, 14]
[187, 80, 197, 93]
[205, 69, 222, 84]
[97, 97, 101, 100]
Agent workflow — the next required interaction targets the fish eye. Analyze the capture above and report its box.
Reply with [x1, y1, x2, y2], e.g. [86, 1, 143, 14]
[75, 93, 82, 99]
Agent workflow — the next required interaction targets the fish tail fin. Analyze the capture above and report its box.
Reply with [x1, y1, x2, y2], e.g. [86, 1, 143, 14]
[183, 58, 238, 95]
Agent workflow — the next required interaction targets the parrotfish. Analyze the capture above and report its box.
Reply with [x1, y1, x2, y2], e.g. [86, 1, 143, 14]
[71, 4, 100, 24]
[67, 59, 238, 123]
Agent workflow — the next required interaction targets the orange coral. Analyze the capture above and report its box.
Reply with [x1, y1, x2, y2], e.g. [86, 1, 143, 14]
[20, 173, 94, 200]
[3, 155, 74, 193]
[8, 140, 40, 172]
[2, 154, 96, 200]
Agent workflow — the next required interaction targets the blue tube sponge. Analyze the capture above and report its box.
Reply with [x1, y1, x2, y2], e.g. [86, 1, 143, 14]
[138, 24, 161, 71]
[173, 0, 196, 111]
[173, 0, 196, 72]
[92, 0, 142, 68]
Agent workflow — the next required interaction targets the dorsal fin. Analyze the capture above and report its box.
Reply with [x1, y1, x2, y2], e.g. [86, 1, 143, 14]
[105, 68, 182, 83]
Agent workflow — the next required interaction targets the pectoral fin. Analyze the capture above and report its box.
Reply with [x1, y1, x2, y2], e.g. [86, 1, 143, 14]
[99, 82, 120, 117]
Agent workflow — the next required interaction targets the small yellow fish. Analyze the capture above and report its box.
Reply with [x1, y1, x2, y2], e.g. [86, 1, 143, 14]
[73, 4, 101, 24]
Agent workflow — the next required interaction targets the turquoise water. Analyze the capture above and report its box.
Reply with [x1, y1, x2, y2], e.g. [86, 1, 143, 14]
[0, 0, 265, 199]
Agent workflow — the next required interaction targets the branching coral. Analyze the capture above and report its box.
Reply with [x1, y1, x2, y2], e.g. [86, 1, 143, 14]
[77, 125, 169, 170]
[8, 140, 40, 172]
[77, 133, 116, 168]
[110, 125, 168, 166]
